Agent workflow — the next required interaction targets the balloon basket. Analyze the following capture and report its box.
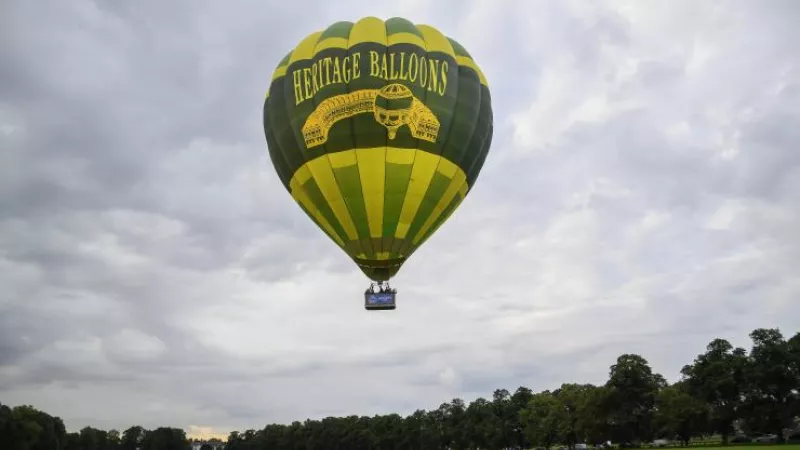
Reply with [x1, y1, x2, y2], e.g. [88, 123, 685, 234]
[364, 281, 397, 311]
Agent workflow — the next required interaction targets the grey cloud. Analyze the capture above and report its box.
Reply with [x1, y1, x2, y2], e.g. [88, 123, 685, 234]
[2, 0, 799, 437]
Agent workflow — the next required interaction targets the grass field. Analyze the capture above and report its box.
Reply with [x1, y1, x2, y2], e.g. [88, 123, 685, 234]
[689, 447, 800, 450]
[695, 447, 800, 449]
[641, 446, 800, 450]
[564, 444, 800, 450]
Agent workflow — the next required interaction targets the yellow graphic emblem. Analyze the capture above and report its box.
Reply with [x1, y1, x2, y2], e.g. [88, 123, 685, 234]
[302, 83, 440, 149]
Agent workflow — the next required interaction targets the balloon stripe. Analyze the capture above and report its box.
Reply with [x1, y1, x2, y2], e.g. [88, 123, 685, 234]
[319, 21, 352, 40]
[394, 150, 438, 239]
[382, 156, 413, 246]
[403, 36, 479, 248]
[292, 170, 350, 248]
[289, 31, 323, 66]
[391, 18, 430, 251]
[333, 164, 371, 244]
[348, 17, 389, 258]
[266, 51, 291, 100]
[263, 86, 291, 188]
[355, 148, 386, 240]
[266, 73, 303, 192]
[412, 169, 466, 245]
[468, 115, 493, 187]
[373, 18, 393, 259]
[409, 59, 483, 245]
[293, 189, 345, 248]
[386, 17, 424, 39]
[306, 146, 359, 242]
[314, 24, 373, 259]
[465, 86, 494, 187]
[413, 191, 465, 252]
[445, 84, 490, 200]
[441, 66, 482, 168]
[401, 170, 451, 251]
[416, 25, 456, 58]
[348, 16, 386, 47]
[412, 23, 460, 239]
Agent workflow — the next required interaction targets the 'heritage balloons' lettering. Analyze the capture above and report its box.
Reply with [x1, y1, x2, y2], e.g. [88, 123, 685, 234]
[292, 51, 449, 106]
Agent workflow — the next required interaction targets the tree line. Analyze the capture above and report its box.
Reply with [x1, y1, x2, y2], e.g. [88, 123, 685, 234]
[2, 327, 798, 450]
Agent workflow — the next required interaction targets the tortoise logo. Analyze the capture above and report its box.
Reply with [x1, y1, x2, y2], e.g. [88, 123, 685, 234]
[301, 83, 440, 149]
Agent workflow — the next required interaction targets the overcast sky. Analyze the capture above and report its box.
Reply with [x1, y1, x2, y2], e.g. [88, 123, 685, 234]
[2, 0, 799, 439]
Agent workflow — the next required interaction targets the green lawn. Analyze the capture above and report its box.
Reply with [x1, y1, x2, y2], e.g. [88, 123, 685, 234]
[570, 445, 800, 450]
[691, 447, 800, 450]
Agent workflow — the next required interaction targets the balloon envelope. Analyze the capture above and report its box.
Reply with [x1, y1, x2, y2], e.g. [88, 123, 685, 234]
[263, 16, 493, 281]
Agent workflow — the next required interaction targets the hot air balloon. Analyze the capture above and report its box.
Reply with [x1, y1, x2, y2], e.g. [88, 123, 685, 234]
[262, 16, 493, 310]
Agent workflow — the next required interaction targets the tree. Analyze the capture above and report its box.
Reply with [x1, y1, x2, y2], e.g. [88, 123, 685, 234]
[520, 391, 568, 449]
[787, 332, 800, 429]
[507, 386, 532, 449]
[64, 433, 81, 450]
[654, 383, 709, 446]
[121, 426, 146, 450]
[740, 328, 799, 442]
[107, 429, 121, 450]
[554, 383, 597, 448]
[141, 427, 190, 450]
[579, 386, 613, 445]
[18, 405, 67, 450]
[436, 398, 469, 450]
[605, 354, 666, 445]
[0, 404, 67, 450]
[680, 338, 747, 443]
[492, 388, 516, 449]
[426, 406, 446, 450]
[404, 409, 437, 450]
[465, 398, 497, 449]
[0, 403, 42, 450]
[79, 426, 101, 450]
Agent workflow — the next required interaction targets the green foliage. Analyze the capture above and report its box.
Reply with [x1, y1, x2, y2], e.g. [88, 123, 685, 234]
[741, 328, 800, 442]
[0, 410, 186, 450]
[3, 328, 799, 450]
[141, 427, 190, 450]
[520, 391, 569, 449]
[680, 338, 748, 443]
[654, 383, 710, 446]
[0, 403, 65, 450]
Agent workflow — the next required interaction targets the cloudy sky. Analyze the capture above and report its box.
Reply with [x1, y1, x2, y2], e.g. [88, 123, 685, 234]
[2, 0, 799, 438]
